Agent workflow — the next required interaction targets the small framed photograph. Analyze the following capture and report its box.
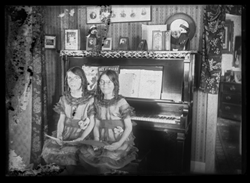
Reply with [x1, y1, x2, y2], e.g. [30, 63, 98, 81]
[137, 39, 147, 51]
[86, 37, 97, 50]
[164, 31, 171, 51]
[45, 35, 56, 49]
[102, 38, 112, 50]
[118, 37, 129, 50]
[152, 31, 163, 51]
[222, 20, 234, 53]
[65, 29, 80, 50]
[233, 36, 241, 68]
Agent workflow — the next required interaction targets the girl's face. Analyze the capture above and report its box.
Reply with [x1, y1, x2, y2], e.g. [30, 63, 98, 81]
[67, 71, 82, 91]
[99, 74, 114, 96]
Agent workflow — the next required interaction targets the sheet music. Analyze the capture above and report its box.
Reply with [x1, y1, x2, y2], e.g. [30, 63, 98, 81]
[139, 70, 162, 99]
[119, 69, 162, 99]
[119, 69, 141, 97]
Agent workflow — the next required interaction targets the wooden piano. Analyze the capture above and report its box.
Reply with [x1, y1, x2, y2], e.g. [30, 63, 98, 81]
[60, 50, 199, 175]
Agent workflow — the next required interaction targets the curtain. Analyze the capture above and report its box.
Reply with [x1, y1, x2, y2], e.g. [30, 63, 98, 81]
[199, 5, 242, 94]
[30, 6, 48, 165]
[199, 5, 225, 94]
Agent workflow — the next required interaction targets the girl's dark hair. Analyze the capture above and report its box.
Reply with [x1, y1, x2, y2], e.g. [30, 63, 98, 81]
[65, 66, 88, 94]
[96, 70, 119, 100]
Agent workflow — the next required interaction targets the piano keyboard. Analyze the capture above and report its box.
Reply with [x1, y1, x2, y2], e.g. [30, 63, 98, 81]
[131, 115, 180, 124]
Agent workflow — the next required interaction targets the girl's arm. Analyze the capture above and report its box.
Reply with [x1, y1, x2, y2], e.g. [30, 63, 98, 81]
[104, 117, 132, 151]
[93, 118, 100, 141]
[57, 113, 66, 140]
[116, 117, 132, 145]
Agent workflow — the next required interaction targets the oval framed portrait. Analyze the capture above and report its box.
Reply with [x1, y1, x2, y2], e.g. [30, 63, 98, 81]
[165, 13, 196, 41]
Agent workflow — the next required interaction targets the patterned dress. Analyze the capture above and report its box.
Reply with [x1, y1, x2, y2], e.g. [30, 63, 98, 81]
[78, 95, 138, 173]
[41, 91, 95, 166]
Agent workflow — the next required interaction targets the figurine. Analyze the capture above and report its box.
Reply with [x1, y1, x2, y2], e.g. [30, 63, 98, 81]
[87, 25, 98, 39]
[178, 24, 190, 51]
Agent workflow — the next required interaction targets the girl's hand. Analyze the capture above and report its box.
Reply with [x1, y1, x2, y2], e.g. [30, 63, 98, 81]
[78, 118, 90, 130]
[55, 139, 63, 146]
[104, 142, 122, 151]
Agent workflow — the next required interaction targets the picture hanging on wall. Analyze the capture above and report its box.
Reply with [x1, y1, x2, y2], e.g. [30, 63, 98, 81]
[222, 20, 234, 53]
[233, 36, 241, 69]
[65, 29, 80, 50]
[45, 35, 56, 49]
[102, 38, 112, 50]
[86, 5, 151, 24]
[152, 31, 163, 51]
[118, 37, 129, 50]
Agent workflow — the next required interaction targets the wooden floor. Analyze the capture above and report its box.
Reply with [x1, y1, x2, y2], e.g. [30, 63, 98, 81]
[215, 117, 243, 174]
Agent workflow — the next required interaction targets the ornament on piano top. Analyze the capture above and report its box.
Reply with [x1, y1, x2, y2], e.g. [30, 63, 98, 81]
[137, 39, 148, 51]
[171, 24, 190, 51]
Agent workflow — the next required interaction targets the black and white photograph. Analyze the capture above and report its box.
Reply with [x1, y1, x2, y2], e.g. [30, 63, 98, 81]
[44, 35, 56, 49]
[5, 5, 244, 176]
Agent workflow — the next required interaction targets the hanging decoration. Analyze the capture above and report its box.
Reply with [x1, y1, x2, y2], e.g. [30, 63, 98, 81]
[199, 5, 225, 94]
[91, 5, 112, 54]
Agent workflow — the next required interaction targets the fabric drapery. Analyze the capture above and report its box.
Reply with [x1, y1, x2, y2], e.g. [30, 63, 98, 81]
[30, 6, 48, 165]
[199, 5, 242, 94]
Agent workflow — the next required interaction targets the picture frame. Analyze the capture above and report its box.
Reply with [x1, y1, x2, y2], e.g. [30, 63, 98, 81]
[65, 29, 80, 50]
[137, 39, 147, 51]
[118, 37, 129, 50]
[152, 31, 163, 51]
[164, 31, 171, 51]
[86, 5, 151, 24]
[222, 20, 234, 53]
[102, 38, 112, 50]
[44, 35, 56, 49]
[86, 37, 97, 50]
[233, 36, 241, 69]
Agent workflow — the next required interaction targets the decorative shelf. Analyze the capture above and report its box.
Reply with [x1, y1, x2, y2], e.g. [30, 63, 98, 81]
[60, 50, 197, 60]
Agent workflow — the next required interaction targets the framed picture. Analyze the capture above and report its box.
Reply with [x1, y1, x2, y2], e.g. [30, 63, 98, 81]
[222, 20, 234, 53]
[152, 31, 163, 51]
[102, 38, 112, 50]
[65, 29, 80, 50]
[164, 31, 171, 51]
[118, 37, 129, 50]
[86, 37, 97, 50]
[86, 5, 151, 24]
[44, 35, 56, 49]
[137, 39, 147, 51]
[233, 36, 241, 69]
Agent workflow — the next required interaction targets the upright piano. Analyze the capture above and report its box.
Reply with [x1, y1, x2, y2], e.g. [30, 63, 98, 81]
[60, 50, 199, 175]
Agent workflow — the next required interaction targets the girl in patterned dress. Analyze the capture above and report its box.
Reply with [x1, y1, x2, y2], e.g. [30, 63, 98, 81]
[41, 66, 95, 168]
[78, 70, 138, 174]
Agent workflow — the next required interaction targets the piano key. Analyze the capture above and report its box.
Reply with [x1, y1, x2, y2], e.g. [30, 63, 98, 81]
[131, 116, 178, 124]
